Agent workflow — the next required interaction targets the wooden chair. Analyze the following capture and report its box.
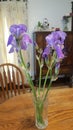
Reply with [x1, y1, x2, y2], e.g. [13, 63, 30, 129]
[0, 63, 25, 102]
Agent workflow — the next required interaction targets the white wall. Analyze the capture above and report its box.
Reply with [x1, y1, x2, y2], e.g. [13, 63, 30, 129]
[28, 0, 72, 33]
[27, 0, 72, 79]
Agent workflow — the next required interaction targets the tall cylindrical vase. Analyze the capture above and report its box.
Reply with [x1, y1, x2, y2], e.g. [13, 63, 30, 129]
[34, 96, 48, 129]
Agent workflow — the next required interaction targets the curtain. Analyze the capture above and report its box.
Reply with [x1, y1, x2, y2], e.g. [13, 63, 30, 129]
[0, 1, 29, 66]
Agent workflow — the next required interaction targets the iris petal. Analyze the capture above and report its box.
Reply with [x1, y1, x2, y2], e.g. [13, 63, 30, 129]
[21, 41, 27, 50]
[7, 24, 32, 53]
[55, 45, 64, 60]
[44, 30, 67, 59]
[23, 34, 32, 44]
[42, 46, 50, 58]
[7, 35, 13, 46]
[9, 47, 14, 53]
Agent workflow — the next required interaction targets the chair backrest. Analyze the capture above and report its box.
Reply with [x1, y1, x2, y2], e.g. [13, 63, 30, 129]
[0, 63, 25, 101]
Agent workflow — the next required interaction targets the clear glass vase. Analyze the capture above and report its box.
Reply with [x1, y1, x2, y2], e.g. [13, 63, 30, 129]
[34, 94, 48, 129]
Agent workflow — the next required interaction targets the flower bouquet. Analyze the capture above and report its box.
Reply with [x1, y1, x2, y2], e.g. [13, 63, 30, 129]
[7, 24, 66, 129]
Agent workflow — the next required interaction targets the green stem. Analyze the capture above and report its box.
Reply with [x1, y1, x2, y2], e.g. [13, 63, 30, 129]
[19, 50, 37, 100]
[36, 55, 42, 96]
[35, 100, 44, 125]
[43, 69, 52, 102]
[43, 52, 58, 101]
[43, 67, 49, 95]
[38, 64, 42, 95]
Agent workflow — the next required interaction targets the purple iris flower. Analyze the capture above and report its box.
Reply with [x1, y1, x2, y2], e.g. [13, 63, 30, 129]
[42, 45, 50, 58]
[55, 45, 64, 60]
[55, 62, 60, 71]
[10, 24, 27, 37]
[7, 24, 32, 53]
[55, 62, 60, 75]
[43, 30, 67, 60]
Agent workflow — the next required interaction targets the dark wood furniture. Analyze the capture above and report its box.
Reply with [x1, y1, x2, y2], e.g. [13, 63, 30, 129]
[33, 31, 73, 86]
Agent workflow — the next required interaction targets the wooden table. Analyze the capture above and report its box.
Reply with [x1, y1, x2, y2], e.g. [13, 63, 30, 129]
[0, 87, 73, 130]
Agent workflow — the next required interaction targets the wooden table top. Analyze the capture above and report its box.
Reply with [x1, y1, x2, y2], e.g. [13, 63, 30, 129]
[0, 87, 73, 130]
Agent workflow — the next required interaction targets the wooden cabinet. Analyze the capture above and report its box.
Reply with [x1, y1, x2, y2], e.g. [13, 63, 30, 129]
[33, 31, 73, 86]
